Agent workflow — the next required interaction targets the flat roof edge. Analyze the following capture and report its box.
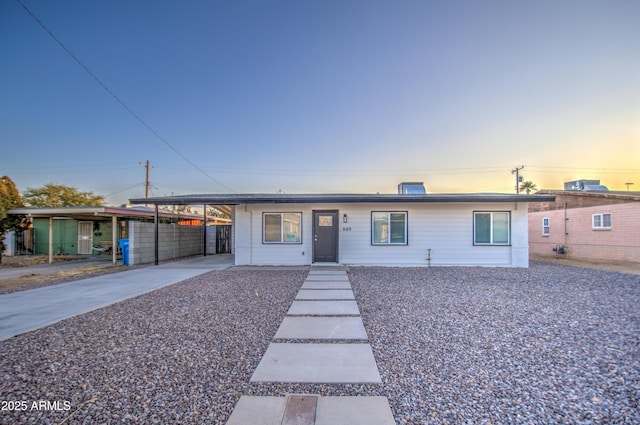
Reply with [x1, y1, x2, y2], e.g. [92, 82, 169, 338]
[129, 194, 556, 205]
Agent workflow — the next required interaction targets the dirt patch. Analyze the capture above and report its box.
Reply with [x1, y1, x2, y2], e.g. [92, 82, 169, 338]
[0, 255, 80, 268]
[530, 254, 640, 275]
[0, 260, 132, 294]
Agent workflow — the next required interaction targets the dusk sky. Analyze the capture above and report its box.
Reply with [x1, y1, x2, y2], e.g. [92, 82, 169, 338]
[2, 0, 638, 206]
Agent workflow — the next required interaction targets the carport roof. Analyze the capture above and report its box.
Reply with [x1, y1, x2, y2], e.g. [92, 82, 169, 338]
[7, 206, 214, 221]
[129, 193, 556, 206]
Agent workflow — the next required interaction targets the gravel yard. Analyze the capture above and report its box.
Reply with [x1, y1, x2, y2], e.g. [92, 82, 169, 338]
[350, 263, 640, 424]
[1, 263, 638, 424]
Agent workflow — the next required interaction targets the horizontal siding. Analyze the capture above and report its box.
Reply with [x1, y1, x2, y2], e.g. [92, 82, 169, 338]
[247, 206, 313, 266]
[236, 202, 527, 267]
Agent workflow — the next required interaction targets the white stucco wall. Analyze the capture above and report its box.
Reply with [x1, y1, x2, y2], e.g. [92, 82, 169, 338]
[233, 202, 530, 267]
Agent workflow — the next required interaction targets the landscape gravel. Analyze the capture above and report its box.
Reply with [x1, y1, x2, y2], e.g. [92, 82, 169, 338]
[349, 262, 640, 424]
[0, 262, 638, 424]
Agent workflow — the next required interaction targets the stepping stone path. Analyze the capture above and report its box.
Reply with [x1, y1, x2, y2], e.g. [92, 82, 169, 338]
[227, 266, 395, 425]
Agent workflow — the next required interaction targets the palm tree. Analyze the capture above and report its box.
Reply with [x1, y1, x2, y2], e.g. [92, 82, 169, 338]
[519, 180, 538, 194]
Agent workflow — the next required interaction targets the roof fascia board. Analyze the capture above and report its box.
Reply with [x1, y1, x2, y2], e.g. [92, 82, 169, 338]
[130, 194, 556, 205]
[7, 207, 106, 216]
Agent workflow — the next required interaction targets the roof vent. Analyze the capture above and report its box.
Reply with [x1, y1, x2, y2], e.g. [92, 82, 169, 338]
[398, 182, 426, 194]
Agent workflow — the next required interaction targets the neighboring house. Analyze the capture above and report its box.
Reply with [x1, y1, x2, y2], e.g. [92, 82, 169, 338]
[7, 206, 231, 265]
[528, 189, 640, 264]
[131, 185, 554, 268]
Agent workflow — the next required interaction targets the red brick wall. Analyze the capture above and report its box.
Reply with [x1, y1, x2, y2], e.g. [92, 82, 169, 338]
[529, 203, 640, 263]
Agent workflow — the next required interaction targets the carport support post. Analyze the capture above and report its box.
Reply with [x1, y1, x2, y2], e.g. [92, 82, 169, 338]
[48, 216, 53, 264]
[203, 204, 207, 257]
[111, 216, 117, 265]
[154, 205, 159, 265]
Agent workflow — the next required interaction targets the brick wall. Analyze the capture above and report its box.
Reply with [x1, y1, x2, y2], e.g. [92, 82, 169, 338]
[529, 191, 640, 212]
[529, 203, 640, 263]
[128, 222, 204, 265]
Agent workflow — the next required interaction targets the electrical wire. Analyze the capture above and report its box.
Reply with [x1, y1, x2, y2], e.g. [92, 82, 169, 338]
[15, 0, 235, 193]
[104, 182, 145, 197]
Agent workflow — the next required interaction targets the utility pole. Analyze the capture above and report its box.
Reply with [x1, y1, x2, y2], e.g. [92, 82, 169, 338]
[139, 160, 153, 206]
[625, 182, 634, 191]
[511, 165, 524, 194]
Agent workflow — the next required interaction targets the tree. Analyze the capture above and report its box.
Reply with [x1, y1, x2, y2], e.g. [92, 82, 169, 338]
[22, 183, 105, 207]
[0, 176, 25, 263]
[519, 180, 538, 195]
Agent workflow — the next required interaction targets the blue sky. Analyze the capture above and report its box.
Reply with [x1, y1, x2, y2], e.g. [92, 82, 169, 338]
[1, 0, 638, 205]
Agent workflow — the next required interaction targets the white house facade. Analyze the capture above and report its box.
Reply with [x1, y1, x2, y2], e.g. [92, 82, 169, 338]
[234, 200, 532, 267]
[131, 192, 555, 268]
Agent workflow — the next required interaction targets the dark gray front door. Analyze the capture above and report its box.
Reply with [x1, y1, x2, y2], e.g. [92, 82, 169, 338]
[313, 211, 338, 263]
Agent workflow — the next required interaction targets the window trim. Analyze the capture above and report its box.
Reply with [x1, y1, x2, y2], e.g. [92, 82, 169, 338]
[371, 211, 408, 245]
[592, 213, 612, 230]
[262, 212, 303, 244]
[542, 217, 550, 236]
[473, 211, 511, 246]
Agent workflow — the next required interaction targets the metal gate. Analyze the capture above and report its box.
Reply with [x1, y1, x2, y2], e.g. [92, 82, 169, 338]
[15, 228, 34, 255]
[77, 221, 93, 255]
[216, 225, 231, 254]
[5, 228, 34, 255]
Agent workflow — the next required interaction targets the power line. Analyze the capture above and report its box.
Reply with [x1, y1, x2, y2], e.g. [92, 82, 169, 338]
[15, 0, 235, 193]
[104, 182, 145, 197]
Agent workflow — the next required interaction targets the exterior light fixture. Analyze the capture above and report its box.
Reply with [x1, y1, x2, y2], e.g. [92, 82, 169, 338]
[343, 214, 348, 223]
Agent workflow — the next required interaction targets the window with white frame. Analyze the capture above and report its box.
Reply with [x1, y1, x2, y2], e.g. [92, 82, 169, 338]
[474, 211, 510, 245]
[371, 211, 408, 245]
[592, 213, 612, 229]
[263, 213, 302, 243]
[542, 217, 550, 236]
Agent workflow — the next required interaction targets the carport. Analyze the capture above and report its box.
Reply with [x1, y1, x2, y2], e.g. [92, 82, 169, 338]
[8, 206, 228, 265]
[128, 196, 233, 265]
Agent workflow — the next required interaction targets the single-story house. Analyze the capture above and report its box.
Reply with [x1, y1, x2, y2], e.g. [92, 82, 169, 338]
[131, 185, 555, 268]
[528, 188, 640, 264]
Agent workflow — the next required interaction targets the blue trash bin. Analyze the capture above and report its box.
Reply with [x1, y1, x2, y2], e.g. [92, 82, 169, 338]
[119, 238, 129, 265]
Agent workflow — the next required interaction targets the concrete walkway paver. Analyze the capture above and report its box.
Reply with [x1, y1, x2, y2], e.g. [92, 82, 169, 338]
[295, 289, 355, 300]
[315, 396, 395, 425]
[301, 280, 351, 289]
[274, 316, 368, 340]
[305, 276, 349, 281]
[251, 343, 382, 383]
[287, 300, 360, 315]
[230, 265, 394, 424]
[226, 396, 287, 425]
[227, 395, 395, 425]
[0, 255, 233, 341]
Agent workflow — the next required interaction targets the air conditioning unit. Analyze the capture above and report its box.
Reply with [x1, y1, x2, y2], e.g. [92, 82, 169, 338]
[397, 182, 426, 194]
